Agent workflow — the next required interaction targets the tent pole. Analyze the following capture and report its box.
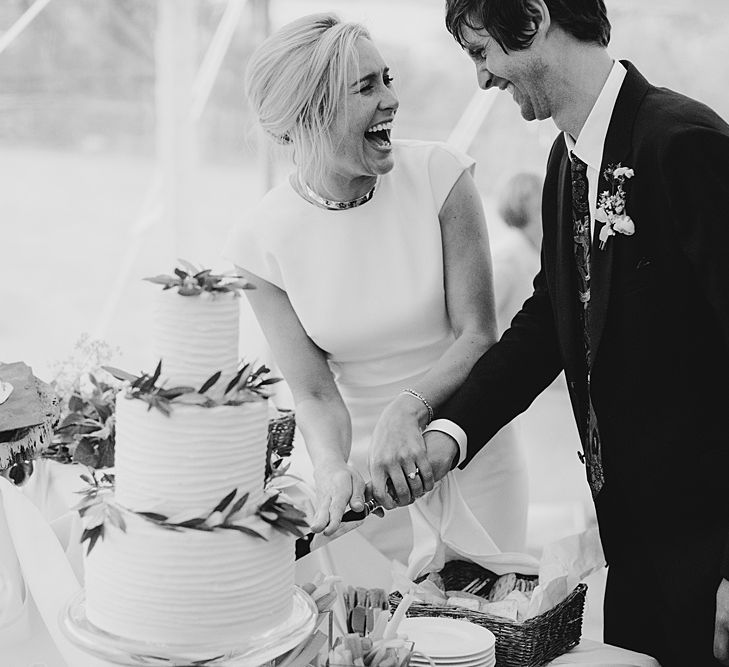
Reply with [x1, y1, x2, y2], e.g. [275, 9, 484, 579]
[156, 0, 198, 260]
[249, 0, 274, 193]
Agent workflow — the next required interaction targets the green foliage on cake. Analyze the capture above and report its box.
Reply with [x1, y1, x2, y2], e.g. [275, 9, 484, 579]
[103, 360, 282, 415]
[76, 470, 308, 556]
[143, 259, 253, 296]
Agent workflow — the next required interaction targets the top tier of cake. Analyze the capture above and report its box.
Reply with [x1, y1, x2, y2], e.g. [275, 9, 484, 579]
[152, 289, 239, 389]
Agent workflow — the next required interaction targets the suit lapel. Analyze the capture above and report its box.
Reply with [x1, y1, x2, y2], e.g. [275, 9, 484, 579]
[588, 61, 650, 368]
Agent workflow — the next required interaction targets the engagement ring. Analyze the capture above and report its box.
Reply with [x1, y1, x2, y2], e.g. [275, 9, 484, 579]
[407, 467, 420, 480]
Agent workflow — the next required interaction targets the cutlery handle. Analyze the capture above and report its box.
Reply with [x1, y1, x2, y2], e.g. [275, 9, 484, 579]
[341, 481, 399, 521]
[342, 498, 378, 522]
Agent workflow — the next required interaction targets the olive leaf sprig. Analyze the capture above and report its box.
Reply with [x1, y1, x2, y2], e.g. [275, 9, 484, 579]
[77, 478, 308, 555]
[256, 493, 308, 538]
[102, 361, 282, 417]
[102, 361, 192, 416]
[143, 259, 253, 296]
[135, 488, 263, 537]
[75, 470, 121, 555]
[134, 488, 308, 540]
[221, 362, 283, 404]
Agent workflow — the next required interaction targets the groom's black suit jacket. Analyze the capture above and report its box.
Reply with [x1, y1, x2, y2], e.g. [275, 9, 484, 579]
[441, 62, 729, 574]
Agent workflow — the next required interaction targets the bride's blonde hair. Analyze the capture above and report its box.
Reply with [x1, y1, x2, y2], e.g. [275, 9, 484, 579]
[244, 13, 370, 186]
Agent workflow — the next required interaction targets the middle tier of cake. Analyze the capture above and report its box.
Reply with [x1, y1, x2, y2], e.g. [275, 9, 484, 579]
[114, 397, 268, 515]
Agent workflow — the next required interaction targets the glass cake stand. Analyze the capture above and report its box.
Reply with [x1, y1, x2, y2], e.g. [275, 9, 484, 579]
[61, 586, 317, 666]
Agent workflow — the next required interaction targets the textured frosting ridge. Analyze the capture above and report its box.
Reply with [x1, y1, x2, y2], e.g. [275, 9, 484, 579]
[152, 289, 240, 388]
[114, 397, 268, 515]
[85, 513, 294, 647]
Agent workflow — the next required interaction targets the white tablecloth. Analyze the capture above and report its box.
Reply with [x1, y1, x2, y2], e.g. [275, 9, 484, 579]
[1, 462, 660, 667]
[551, 638, 660, 665]
[0, 460, 105, 667]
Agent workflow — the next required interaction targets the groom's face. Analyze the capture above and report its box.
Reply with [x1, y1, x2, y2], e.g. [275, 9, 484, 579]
[460, 24, 550, 122]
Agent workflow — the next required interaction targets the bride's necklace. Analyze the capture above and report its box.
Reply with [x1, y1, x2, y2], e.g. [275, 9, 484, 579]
[300, 176, 377, 211]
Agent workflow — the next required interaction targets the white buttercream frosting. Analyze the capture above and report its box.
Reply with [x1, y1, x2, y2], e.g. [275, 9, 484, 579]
[85, 511, 294, 647]
[114, 397, 268, 515]
[152, 289, 240, 389]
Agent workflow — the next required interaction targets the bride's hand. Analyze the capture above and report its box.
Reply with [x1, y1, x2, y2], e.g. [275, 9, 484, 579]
[310, 462, 366, 536]
[368, 401, 435, 510]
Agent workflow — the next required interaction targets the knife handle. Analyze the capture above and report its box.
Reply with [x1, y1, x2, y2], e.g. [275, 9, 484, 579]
[341, 498, 379, 522]
[341, 480, 399, 522]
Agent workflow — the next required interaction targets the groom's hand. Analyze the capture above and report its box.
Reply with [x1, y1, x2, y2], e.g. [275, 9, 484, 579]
[715, 578, 729, 665]
[423, 431, 459, 483]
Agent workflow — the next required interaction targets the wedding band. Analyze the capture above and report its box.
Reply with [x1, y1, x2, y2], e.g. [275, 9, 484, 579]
[407, 467, 420, 480]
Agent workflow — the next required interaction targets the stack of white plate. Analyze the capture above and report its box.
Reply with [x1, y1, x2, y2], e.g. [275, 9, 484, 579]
[400, 617, 496, 667]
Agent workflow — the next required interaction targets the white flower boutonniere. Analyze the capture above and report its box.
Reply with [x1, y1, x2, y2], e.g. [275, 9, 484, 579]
[595, 163, 635, 250]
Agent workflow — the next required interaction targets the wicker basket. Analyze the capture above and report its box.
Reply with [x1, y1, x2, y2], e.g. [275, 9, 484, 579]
[267, 410, 296, 457]
[390, 561, 587, 667]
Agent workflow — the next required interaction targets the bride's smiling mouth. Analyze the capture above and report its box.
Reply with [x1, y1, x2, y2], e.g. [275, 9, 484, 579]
[365, 120, 393, 150]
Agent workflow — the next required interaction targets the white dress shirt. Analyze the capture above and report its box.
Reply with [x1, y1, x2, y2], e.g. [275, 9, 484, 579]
[426, 60, 627, 460]
[564, 60, 627, 238]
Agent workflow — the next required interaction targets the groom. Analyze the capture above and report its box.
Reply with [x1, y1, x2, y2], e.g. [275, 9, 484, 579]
[419, 0, 729, 664]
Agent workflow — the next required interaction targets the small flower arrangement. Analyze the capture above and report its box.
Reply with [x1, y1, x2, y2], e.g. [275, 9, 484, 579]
[47, 372, 117, 467]
[143, 259, 253, 296]
[596, 164, 635, 250]
[45, 336, 121, 468]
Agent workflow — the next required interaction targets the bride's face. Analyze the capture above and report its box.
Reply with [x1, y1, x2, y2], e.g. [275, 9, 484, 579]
[323, 38, 399, 194]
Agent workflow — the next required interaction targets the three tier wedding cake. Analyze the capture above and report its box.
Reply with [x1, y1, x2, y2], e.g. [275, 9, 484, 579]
[78, 265, 306, 649]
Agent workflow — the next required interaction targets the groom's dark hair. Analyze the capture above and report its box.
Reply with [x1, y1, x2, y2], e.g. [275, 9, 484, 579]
[445, 0, 610, 52]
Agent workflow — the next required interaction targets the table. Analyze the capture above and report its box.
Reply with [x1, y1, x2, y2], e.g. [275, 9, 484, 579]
[295, 532, 660, 666]
[1, 464, 661, 667]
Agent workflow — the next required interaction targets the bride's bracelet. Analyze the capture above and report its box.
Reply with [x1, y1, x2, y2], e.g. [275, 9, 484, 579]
[400, 388, 434, 423]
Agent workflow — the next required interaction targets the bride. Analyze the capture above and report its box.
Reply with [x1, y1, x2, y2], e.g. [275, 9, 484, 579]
[224, 13, 528, 563]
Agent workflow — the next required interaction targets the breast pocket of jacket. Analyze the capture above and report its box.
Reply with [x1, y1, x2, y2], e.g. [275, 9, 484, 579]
[613, 256, 657, 296]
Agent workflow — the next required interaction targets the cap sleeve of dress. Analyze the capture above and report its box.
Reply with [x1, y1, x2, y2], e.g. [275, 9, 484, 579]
[222, 216, 285, 290]
[428, 142, 476, 212]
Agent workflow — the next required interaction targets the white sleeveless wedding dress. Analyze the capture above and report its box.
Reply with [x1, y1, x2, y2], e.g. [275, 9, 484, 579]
[224, 140, 528, 563]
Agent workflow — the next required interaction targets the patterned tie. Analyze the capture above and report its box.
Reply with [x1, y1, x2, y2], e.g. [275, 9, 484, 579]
[570, 154, 605, 497]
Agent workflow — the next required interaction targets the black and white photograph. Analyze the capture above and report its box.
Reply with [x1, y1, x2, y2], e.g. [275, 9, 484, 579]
[1, 1, 728, 665]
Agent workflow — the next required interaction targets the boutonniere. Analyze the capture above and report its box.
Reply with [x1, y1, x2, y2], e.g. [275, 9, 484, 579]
[595, 164, 635, 250]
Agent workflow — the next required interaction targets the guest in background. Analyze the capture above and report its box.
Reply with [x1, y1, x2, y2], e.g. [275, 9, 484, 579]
[490, 171, 542, 333]
[498, 172, 542, 252]
[224, 13, 528, 564]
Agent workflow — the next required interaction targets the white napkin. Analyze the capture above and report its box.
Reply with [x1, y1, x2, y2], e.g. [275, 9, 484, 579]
[22, 459, 89, 582]
[0, 475, 107, 666]
[526, 525, 605, 618]
[0, 459, 89, 656]
[0, 491, 30, 644]
[406, 472, 539, 579]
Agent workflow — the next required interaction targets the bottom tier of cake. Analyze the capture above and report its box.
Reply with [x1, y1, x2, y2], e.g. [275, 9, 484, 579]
[84, 509, 295, 648]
